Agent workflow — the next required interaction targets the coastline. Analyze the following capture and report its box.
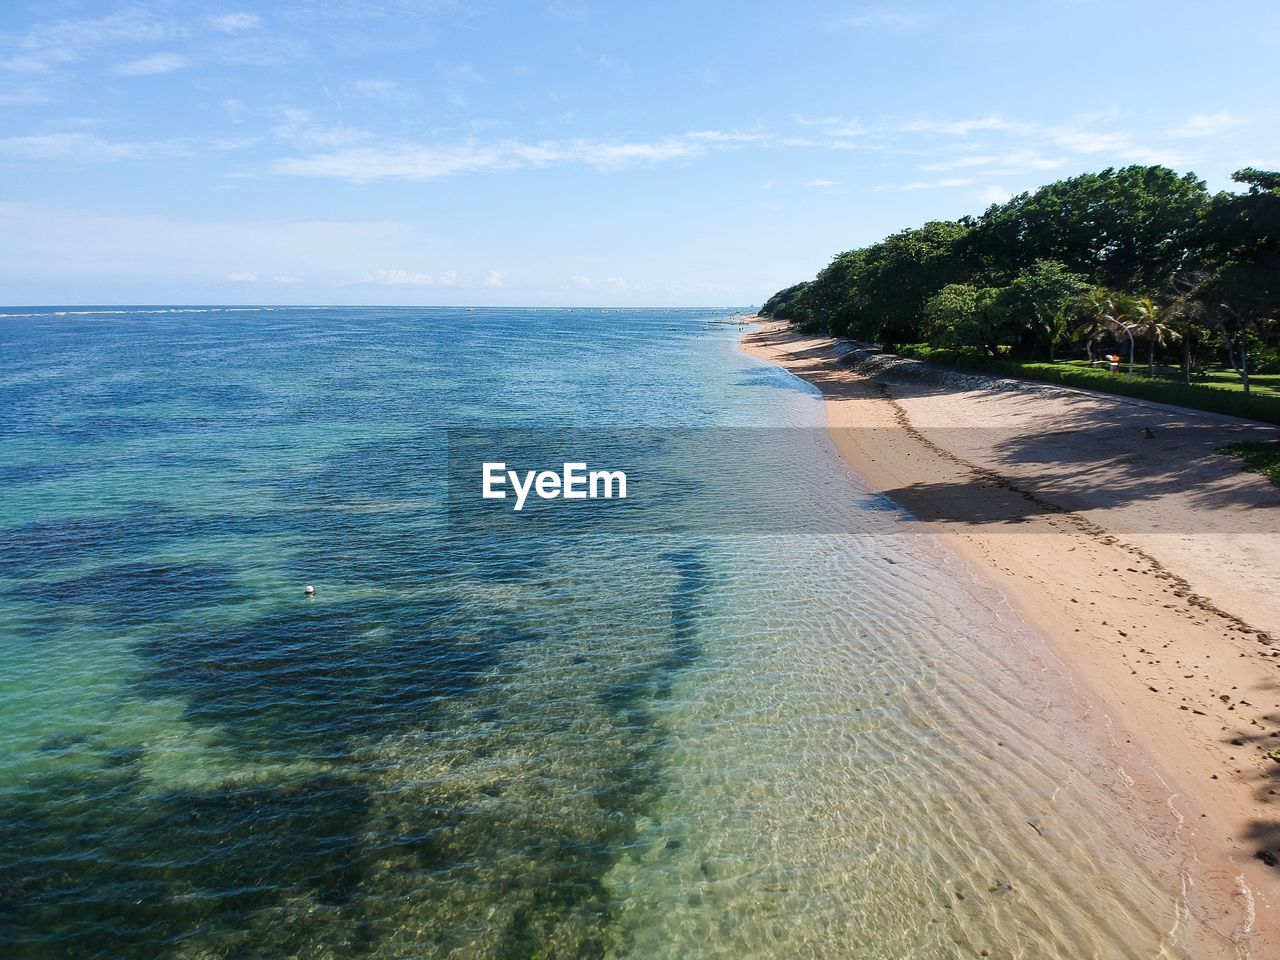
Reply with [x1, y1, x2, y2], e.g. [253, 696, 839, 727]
[741, 316, 1280, 950]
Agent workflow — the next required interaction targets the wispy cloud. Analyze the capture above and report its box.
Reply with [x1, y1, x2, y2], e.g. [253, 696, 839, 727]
[0, 131, 252, 162]
[568, 274, 627, 290]
[208, 13, 263, 33]
[274, 130, 761, 181]
[899, 115, 1012, 136]
[227, 271, 258, 282]
[1165, 111, 1246, 140]
[836, 8, 934, 30]
[792, 111, 1214, 190]
[918, 150, 1064, 174]
[1, 9, 178, 73]
[484, 270, 505, 287]
[897, 177, 976, 191]
[0, 85, 53, 105]
[366, 267, 435, 286]
[978, 184, 1011, 206]
[0, 5, 287, 77]
[353, 78, 412, 103]
[544, 3, 591, 22]
[114, 52, 188, 76]
[0, 132, 173, 160]
[273, 108, 368, 148]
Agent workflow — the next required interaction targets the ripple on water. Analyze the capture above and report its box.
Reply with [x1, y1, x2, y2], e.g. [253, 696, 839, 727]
[0, 308, 1252, 959]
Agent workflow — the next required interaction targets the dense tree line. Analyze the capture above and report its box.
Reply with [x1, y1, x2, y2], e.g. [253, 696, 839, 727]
[761, 166, 1280, 395]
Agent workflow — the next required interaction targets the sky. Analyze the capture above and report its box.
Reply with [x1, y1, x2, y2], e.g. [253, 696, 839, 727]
[1, 1, 1277, 307]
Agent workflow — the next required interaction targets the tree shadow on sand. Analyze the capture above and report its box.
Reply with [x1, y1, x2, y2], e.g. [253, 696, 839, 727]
[1220, 677, 1280, 869]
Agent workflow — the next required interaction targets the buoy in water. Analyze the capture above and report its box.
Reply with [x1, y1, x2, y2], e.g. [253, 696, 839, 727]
[304, 585, 315, 596]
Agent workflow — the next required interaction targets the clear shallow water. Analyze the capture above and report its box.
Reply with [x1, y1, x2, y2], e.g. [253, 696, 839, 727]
[0, 307, 1248, 958]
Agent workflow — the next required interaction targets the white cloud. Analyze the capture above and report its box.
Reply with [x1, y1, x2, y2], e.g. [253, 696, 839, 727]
[0, 86, 53, 105]
[208, 13, 262, 33]
[0, 7, 278, 75]
[1165, 112, 1245, 140]
[838, 8, 933, 29]
[438, 270, 458, 286]
[273, 130, 758, 181]
[2, 10, 177, 73]
[794, 114, 846, 127]
[0, 131, 251, 162]
[919, 151, 1063, 174]
[0, 133, 158, 160]
[1043, 125, 1132, 154]
[810, 178, 843, 188]
[0, 202, 415, 296]
[366, 268, 434, 286]
[544, 3, 591, 21]
[0, 54, 71, 73]
[271, 275, 302, 284]
[353, 78, 410, 102]
[227, 271, 257, 282]
[899, 115, 1013, 136]
[273, 107, 368, 148]
[897, 177, 975, 191]
[484, 270, 505, 287]
[978, 184, 1011, 206]
[791, 115, 868, 139]
[114, 53, 188, 76]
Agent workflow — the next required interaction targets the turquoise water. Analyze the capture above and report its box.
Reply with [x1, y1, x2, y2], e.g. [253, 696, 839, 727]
[0, 307, 1249, 958]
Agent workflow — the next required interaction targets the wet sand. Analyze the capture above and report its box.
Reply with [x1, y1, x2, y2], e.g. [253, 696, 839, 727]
[742, 317, 1280, 952]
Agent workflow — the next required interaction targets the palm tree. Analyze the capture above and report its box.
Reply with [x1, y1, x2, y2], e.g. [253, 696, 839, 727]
[1131, 296, 1181, 377]
[1073, 288, 1129, 364]
[1040, 301, 1074, 362]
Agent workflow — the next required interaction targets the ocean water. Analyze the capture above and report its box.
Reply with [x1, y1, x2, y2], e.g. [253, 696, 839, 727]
[0, 307, 1250, 958]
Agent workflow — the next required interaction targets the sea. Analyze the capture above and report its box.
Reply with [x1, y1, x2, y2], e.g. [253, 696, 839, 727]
[0, 306, 1250, 958]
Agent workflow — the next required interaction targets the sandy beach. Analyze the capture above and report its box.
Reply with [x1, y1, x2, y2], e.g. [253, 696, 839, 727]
[743, 317, 1280, 949]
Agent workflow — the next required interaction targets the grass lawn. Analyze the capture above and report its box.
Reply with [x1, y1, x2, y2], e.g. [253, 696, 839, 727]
[1217, 441, 1280, 487]
[894, 345, 1280, 425]
[1059, 359, 1280, 399]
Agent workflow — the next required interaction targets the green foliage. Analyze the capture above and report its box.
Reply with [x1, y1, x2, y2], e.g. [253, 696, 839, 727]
[762, 163, 1279, 412]
[998, 260, 1092, 358]
[847, 220, 972, 346]
[923, 283, 980, 346]
[967, 165, 1209, 290]
[1196, 168, 1280, 325]
[922, 283, 1007, 354]
[1216, 441, 1280, 487]
[759, 281, 810, 321]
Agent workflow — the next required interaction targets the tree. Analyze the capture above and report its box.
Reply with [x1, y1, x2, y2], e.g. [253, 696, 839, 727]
[1132, 296, 1181, 376]
[923, 283, 1007, 355]
[997, 260, 1090, 360]
[1073, 287, 1132, 364]
[854, 220, 971, 347]
[760, 281, 810, 321]
[923, 283, 978, 348]
[1190, 168, 1280, 396]
[813, 249, 869, 337]
[969, 166, 1209, 290]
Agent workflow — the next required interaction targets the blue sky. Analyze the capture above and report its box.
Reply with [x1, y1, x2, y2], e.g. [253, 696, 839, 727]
[1, 1, 1277, 306]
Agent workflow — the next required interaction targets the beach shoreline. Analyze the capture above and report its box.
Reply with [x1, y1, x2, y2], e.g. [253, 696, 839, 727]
[742, 316, 1280, 951]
